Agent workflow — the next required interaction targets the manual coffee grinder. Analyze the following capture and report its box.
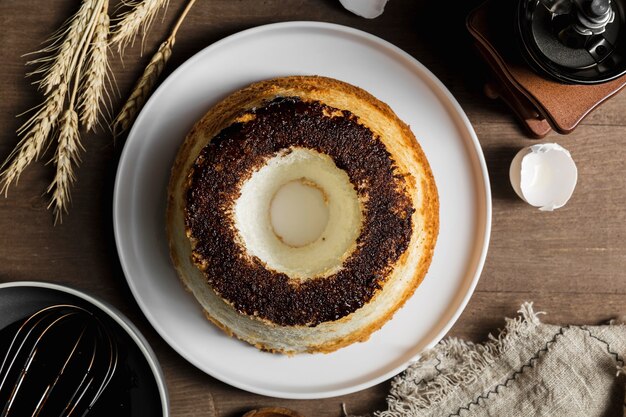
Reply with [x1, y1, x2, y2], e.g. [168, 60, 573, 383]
[467, 0, 626, 137]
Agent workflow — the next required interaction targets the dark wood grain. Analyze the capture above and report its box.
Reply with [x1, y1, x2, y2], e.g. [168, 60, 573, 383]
[1, 1, 625, 416]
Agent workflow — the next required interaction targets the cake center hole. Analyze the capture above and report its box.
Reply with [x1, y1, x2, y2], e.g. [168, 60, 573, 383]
[269, 178, 330, 248]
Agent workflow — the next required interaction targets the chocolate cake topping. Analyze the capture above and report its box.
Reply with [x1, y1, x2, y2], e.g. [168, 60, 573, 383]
[185, 97, 414, 326]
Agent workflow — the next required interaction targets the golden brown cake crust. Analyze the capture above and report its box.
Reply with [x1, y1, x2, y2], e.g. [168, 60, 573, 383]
[167, 75, 439, 354]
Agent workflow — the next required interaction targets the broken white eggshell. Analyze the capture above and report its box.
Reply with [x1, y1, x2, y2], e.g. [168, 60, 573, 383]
[509, 143, 578, 211]
[339, 0, 389, 19]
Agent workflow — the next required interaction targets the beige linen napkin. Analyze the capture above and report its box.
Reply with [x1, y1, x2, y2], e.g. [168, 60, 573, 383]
[365, 303, 626, 417]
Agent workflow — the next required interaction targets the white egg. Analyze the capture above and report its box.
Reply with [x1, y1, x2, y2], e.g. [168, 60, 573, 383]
[339, 0, 389, 19]
[509, 143, 578, 211]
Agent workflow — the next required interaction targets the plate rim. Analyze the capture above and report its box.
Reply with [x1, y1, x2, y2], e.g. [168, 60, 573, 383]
[113, 20, 492, 399]
[0, 280, 170, 415]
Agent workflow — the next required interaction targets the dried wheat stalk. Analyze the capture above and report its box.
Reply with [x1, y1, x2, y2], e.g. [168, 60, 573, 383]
[0, 0, 102, 193]
[47, 109, 82, 224]
[112, 37, 173, 135]
[2, 0, 184, 222]
[4, 0, 100, 194]
[1, 0, 105, 223]
[79, 3, 110, 131]
[46, 0, 105, 222]
[0, 83, 68, 195]
[110, 0, 169, 51]
[113, 0, 196, 135]
[28, 0, 100, 94]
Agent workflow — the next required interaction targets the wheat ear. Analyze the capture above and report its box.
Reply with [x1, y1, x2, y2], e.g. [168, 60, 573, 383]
[28, 0, 101, 94]
[112, 0, 196, 135]
[79, 1, 110, 131]
[47, 109, 82, 224]
[112, 37, 173, 135]
[3, 0, 96, 190]
[110, 0, 169, 52]
[46, 0, 104, 222]
[0, 83, 68, 195]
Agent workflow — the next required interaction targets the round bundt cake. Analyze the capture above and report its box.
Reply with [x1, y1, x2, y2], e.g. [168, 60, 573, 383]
[167, 75, 439, 354]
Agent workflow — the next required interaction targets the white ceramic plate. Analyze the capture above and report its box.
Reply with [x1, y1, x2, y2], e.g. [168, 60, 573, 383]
[113, 21, 491, 399]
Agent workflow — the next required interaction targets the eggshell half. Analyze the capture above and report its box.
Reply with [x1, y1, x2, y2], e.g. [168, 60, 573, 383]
[339, 0, 389, 18]
[509, 143, 578, 211]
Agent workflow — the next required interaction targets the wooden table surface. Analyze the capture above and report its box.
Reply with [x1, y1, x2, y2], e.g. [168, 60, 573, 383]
[1, 1, 625, 416]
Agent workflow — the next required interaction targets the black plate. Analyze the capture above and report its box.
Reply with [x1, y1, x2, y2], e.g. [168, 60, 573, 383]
[0, 282, 167, 417]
